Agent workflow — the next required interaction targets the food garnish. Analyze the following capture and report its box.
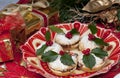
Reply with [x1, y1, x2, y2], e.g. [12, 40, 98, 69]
[83, 47, 108, 69]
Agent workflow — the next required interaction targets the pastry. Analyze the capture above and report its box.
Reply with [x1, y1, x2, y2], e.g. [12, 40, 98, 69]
[48, 53, 78, 76]
[77, 51, 107, 72]
[55, 28, 80, 51]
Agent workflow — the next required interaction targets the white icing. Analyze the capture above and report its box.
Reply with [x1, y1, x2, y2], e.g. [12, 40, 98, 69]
[49, 55, 77, 71]
[55, 29, 80, 45]
[79, 35, 99, 50]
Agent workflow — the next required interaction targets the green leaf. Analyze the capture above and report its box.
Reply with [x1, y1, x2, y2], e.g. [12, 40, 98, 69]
[36, 44, 48, 56]
[60, 53, 75, 66]
[41, 51, 58, 62]
[94, 38, 108, 46]
[70, 28, 79, 35]
[91, 48, 108, 59]
[88, 23, 97, 34]
[49, 26, 64, 33]
[83, 54, 96, 69]
[117, 9, 120, 21]
[45, 31, 51, 41]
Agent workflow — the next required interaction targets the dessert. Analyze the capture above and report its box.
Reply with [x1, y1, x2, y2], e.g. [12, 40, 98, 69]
[21, 22, 120, 78]
[55, 23, 80, 51]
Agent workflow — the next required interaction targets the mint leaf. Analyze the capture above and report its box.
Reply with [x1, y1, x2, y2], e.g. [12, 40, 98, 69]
[70, 28, 79, 35]
[91, 48, 108, 59]
[60, 53, 75, 66]
[94, 38, 108, 46]
[49, 26, 64, 33]
[83, 54, 96, 69]
[45, 31, 51, 41]
[41, 51, 58, 62]
[36, 44, 47, 55]
[117, 9, 120, 21]
[88, 23, 97, 34]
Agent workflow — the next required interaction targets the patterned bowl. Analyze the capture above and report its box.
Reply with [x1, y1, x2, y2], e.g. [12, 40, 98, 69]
[20, 22, 120, 78]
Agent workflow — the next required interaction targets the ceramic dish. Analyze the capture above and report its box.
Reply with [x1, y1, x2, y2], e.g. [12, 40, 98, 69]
[21, 22, 120, 78]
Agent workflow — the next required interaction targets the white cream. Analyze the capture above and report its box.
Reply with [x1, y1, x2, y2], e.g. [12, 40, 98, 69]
[79, 35, 99, 51]
[55, 29, 80, 46]
[49, 55, 77, 71]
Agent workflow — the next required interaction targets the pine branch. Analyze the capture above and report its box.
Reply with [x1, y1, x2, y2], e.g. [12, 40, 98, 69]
[50, 0, 90, 22]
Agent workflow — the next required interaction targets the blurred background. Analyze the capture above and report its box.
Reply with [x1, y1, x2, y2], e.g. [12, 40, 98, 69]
[0, 0, 18, 10]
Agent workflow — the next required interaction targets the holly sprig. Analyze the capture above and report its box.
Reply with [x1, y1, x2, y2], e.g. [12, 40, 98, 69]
[49, 25, 79, 35]
[49, 26, 64, 33]
[37, 49, 75, 66]
[41, 51, 75, 66]
[36, 30, 51, 55]
[88, 23, 108, 46]
[83, 48, 108, 69]
[88, 22, 97, 34]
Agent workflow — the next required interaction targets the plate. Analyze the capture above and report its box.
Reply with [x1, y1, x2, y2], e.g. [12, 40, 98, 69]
[20, 22, 120, 78]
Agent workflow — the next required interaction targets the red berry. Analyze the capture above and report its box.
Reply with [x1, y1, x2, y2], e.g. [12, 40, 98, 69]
[59, 50, 65, 55]
[88, 33, 96, 40]
[74, 22, 80, 30]
[65, 32, 73, 39]
[82, 48, 90, 55]
[46, 40, 53, 46]
[41, 27, 47, 35]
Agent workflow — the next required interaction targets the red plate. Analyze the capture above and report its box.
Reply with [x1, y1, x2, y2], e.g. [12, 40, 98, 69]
[20, 22, 120, 78]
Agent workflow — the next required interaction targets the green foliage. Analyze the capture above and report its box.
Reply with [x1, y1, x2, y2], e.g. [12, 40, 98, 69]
[41, 51, 58, 62]
[83, 54, 96, 69]
[45, 31, 51, 41]
[91, 48, 108, 59]
[50, 0, 90, 22]
[49, 26, 64, 33]
[60, 53, 75, 66]
[36, 44, 47, 55]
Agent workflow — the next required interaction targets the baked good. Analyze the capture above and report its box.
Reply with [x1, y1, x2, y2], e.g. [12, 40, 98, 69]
[55, 28, 80, 50]
[70, 48, 107, 72]
[48, 53, 78, 76]
[77, 51, 107, 72]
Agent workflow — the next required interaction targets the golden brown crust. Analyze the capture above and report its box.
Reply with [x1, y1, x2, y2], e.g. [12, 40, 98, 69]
[81, 62, 106, 72]
[63, 43, 79, 51]
[50, 67, 76, 76]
